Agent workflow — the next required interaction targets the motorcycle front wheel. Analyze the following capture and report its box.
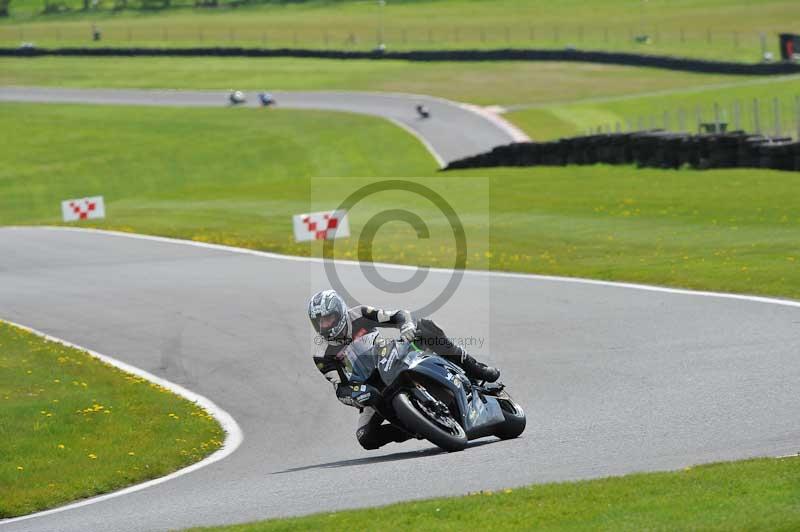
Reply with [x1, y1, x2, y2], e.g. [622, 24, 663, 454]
[392, 392, 467, 452]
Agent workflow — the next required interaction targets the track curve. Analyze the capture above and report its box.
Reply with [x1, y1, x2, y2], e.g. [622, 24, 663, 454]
[0, 87, 527, 165]
[1, 227, 798, 531]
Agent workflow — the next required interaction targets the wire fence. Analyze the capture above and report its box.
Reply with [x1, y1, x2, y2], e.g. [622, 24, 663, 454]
[0, 23, 783, 57]
[585, 95, 800, 140]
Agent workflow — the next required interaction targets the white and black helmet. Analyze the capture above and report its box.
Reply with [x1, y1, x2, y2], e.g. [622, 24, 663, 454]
[308, 289, 348, 341]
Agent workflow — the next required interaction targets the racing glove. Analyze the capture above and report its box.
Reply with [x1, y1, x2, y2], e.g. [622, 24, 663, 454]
[399, 322, 417, 342]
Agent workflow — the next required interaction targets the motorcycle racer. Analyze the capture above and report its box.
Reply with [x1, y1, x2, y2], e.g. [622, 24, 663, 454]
[308, 289, 500, 449]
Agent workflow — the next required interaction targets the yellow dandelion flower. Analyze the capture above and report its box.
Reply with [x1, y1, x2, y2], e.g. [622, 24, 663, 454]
[17, 466, 24, 471]
[88, 453, 97, 459]
[53, 379, 60, 383]
[128, 451, 135, 456]
[58, 444, 65, 449]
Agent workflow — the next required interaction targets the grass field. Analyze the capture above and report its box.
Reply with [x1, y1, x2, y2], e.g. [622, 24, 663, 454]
[1, 0, 796, 62]
[2, 102, 799, 300]
[0, 102, 432, 256]
[0, 321, 224, 518]
[0, 56, 758, 107]
[189, 455, 800, 531]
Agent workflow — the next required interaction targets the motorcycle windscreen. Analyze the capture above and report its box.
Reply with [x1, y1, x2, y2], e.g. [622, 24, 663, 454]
[377, 341, 419, 384]
[341, 331, 381, 383]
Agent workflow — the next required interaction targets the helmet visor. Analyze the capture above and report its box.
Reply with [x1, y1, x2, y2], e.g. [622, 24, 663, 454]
[313, 310, 342, 338]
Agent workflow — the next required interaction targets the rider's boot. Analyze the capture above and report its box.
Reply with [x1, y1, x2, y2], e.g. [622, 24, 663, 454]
[461, 352, 500, 383]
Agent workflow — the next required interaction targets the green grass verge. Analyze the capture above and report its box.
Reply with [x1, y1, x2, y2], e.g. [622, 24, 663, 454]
[0, 0, 795, 62]
[0, 56, 755, 107]
[0, 321, 225, 518]
[506, 74, 800, 139]
[0, 102, 431, 257]
[189, 455, 800, 531]
[2, 102, 799, 300]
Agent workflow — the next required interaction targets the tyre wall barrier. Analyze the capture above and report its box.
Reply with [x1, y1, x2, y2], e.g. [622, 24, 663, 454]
[3, 46, 800, 75]
[443, 131, 800, 172]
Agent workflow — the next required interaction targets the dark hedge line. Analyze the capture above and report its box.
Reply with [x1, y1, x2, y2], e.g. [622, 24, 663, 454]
[3, 46, 800, 75]
[444, 131, 800, 172]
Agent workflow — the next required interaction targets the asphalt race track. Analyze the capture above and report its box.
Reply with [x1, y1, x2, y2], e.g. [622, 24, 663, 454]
[1, 227, 799, 531]
[0, 87, 526, 165]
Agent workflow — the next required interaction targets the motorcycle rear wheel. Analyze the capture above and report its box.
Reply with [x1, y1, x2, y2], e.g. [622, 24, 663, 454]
[392, 392, 467, 452]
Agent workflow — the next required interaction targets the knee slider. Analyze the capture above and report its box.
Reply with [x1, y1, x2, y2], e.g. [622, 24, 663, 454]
[356, 427, 382, 450]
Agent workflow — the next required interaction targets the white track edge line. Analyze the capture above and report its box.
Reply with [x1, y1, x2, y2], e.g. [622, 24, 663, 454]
[6, 225, 800, 310]
[457, 102, 531, 142]
[386, 117, 446, 168]
[0, 319, 244, 526]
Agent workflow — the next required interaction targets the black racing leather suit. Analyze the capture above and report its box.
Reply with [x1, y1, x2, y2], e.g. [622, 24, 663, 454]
[312, 305, 469, 450]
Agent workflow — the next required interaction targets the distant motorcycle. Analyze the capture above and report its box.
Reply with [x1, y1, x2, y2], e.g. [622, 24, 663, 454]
[416, 104, 431, 119]
[258, 92, 276, 107]
[229, 90, 246, 105]
[341, 330, 526, 452]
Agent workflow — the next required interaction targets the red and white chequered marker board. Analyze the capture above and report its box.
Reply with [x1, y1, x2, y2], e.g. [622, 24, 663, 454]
[61, 196, 105, 222]
[292, 209, 350, 242]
